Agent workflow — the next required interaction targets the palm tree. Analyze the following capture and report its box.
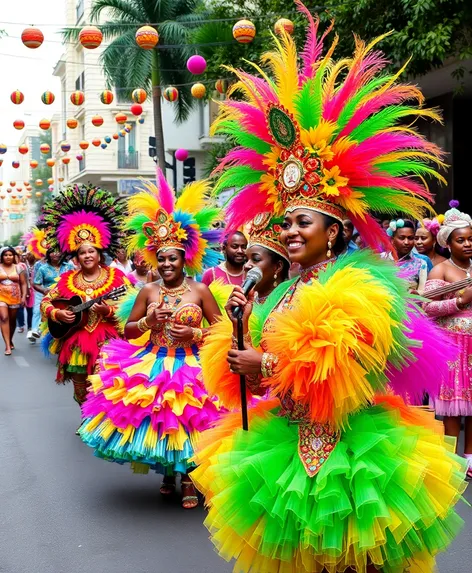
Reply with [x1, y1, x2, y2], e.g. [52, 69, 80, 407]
[63, 0, 205, 170]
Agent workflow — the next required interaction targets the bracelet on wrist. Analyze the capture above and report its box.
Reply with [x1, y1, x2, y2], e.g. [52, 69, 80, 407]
[261, 352, 279, 378]
[50, 308, 60, 323]
[137, 316, 151, 332]
[192, 327, 203, 343]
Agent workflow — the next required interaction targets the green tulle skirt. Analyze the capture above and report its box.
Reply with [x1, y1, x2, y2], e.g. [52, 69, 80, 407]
[192, 400, 467, 573]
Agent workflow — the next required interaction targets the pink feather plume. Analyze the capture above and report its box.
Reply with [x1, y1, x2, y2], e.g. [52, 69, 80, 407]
[57, 210, 110, 251]
[155, 167, 175, 214]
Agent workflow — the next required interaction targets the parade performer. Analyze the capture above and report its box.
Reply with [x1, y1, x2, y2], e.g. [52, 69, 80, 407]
[0, 247, 27, 355]
[191, 2, 467, 571]
[415, 217, 447, 268]
[40, 185, 129, 407]
[79, 172, 224, 509]
[424, 203, 472, 477]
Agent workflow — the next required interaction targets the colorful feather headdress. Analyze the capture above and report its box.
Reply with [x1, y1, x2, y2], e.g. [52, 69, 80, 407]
[247, 213, 289, 262]
[22, 226, 48, 259]
[125, 169, 223, 275]
[42, 184, 125, 257]
[212, 0, 445, 251]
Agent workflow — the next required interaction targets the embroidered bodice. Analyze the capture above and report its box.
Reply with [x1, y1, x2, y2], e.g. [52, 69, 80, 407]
[147, 301, 203, 348]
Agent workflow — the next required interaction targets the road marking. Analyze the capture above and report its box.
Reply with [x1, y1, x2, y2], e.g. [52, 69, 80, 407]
[13, 356, 29, 367]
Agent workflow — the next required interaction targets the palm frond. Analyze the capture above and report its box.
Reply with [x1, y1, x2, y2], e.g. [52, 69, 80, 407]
[90, 0, 145, 24]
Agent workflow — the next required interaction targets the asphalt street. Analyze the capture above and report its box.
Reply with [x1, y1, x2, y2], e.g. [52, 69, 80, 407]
[0, 335, 470, 573]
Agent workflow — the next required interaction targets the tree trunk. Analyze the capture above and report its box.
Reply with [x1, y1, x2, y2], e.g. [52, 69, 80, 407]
[151, 49, 166, 171]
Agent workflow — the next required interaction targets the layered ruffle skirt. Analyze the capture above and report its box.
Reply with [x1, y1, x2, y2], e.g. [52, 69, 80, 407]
[80, 339, 221, 474]
[192, 396, 467, 573]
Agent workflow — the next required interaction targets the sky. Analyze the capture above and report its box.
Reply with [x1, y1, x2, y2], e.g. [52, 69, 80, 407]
[0, 0, 65, 183]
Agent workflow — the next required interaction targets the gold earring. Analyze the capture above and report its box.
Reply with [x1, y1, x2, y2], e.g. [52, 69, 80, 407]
[327, 240, 332, 259]
[273, 273, 278, 288]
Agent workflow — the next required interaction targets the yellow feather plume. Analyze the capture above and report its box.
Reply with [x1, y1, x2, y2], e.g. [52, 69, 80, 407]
[176, 180, 211, 214]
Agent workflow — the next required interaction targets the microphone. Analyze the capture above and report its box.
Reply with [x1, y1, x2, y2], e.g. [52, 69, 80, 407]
[232, 267, 263, 319]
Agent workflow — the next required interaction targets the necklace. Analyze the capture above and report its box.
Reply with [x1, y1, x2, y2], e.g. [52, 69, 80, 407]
[160, 278, 190, 298]
[448, 258, 472, 278]
[74, 267, 108, 296]
[255, 292, 269, 305]
[221, 262, 244, 284]
[82, 266, 103, 283]
[300, 258, 336, 283]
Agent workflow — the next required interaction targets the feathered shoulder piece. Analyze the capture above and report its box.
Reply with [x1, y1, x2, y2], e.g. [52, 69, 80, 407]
[124, 168, 223, 275]
[212, 0, 444, 251]
[42, 184, 125, 257]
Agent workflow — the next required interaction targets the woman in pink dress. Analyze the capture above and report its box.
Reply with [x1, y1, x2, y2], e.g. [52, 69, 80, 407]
[423, 203, 472, 476]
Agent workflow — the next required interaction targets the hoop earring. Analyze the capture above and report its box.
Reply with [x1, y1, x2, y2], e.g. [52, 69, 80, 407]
[327, 240, 332, 259]
[273, 273, 278, 288]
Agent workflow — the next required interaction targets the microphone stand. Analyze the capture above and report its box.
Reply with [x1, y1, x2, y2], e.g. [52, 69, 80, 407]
[237, 315, 249, 431]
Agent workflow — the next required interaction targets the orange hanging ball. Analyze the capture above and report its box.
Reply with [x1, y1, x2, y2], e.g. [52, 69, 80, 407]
[35, 191, 42, 197]
[67, 118, 78, 129]
[100, 90, 114, 105]
[46, 158, 55, 167]
[191, 83, 206, 99]
[21, 27, 44, 49]
[92, 138, 101, 147]
[47, 178, 54, 185]
[39, 118, 51, 130]
[30, 160, 38, 169]
[19, 144, 29, 155]
[70, 91, 85, 106]
[163, 87, 179, 102]
[13, 119, 25, 130]
[132, 88, 147, 104]
[274, 18, 294, 35]
[79, 26, 103, 49]
[112, 133, 119, 140]
[115, 112, 128, 124]
[62, 157, 71, 164]
[41, 91, 55, 105]
[79, 141, 89, 150]
[232, 19, 256, 43]
[35, 180, 43, 187]
[40, 143, 50, 154]
[136, 25, 159, 49]
[11, 90, 24, 105]
[92, 115, 104, 127]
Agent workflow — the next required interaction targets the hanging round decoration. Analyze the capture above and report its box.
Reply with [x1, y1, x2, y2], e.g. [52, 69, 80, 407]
[35, 179, 43, 187]
[112, 133, 119, 140]
[100, 90, 114, 105]
[175, 149, 189, 162]
[104, 136, 111, 144]
[40, 143, 50, 155]
[0, 160, 3, 167]
[135, 25, 159, 49]
[124, 125, 131, 133]
[7, 188, 12, 193]
[13, 119, 25, 130]
[35, 192, 42, 197]
[232, 20, 256, 43]
[0, 145, 7, 155]
[21, 27, 44, 49]
[12, 161, 20, 169]
[41, 91, 55, 105]
[10, 181, 16, 187]
[92, 138, 101, 147]
[46, 159, 56, 167]
[132, 88, 147, 103]
[101, 143, 107, 149]
[76, 154, 83, 161]
[215, 79, 229, 94]
[163, 86, 178, 102]
[60, 142, 71, 153]
[274, 18, 294, 35]
[58, 177, 64, 182]
[130, 103, 142, 116]
[187, 55, 207, 75]
[18, 144, 29, 155]
[191, 83, 206, 99]
[138, 116, 145, 124]
[39, 118, 51, 130]
[10, 90, 24, 105]
[92, 115, 104, 127]
[79, 26, 103, 49]
[47, 178, 54, 185]
[115, 112, 127, 124]
[62, 157, 70, 164]
[66, 118, 78, 129]
[79, 141, 89, 150]
[70, 91, 85, 105]
[30, 160, 38, 168]
[119, 130, 126, 137]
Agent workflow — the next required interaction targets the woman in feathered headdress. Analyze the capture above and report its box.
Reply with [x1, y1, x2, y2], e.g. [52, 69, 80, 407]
[79, 170, 224, 509]
[191, 2, 467, 571]
[40, 184, 130, 408]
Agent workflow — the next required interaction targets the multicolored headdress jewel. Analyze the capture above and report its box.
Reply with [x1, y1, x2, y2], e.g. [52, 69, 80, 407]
[212, 0, 445, 251]
[42, 184, 125, 257]
[124, 169, 223, 275]
[437, 201, 472, 248]
[247, 213, 289, 262]
[22, 226, 48, 259]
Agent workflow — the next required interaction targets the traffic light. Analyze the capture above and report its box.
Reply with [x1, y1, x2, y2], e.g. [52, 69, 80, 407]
[183, 157, 196, 185]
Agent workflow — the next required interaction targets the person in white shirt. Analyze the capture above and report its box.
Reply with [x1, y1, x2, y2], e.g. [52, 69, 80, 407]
[110, 247, 132, 274]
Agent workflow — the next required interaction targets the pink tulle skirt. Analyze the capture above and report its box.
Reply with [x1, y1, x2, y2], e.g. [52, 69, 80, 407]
[430, 331, 472, 416]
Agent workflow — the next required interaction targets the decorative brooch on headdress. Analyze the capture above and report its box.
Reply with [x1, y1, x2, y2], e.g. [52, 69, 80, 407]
[42, 184, 125, 257]
[247, 213, 289, 262]
[22, 226, 48, 259]
[125, 169, 223, 275]
[211, 0, 445, 251]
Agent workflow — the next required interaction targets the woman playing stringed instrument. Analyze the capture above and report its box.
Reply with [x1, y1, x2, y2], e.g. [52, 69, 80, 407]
[39, 184, 130, 410]
[424, 202, 472, 477]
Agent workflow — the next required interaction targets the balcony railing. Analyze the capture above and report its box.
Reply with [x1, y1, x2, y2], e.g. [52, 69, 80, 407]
[118, 151, 139, 169]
